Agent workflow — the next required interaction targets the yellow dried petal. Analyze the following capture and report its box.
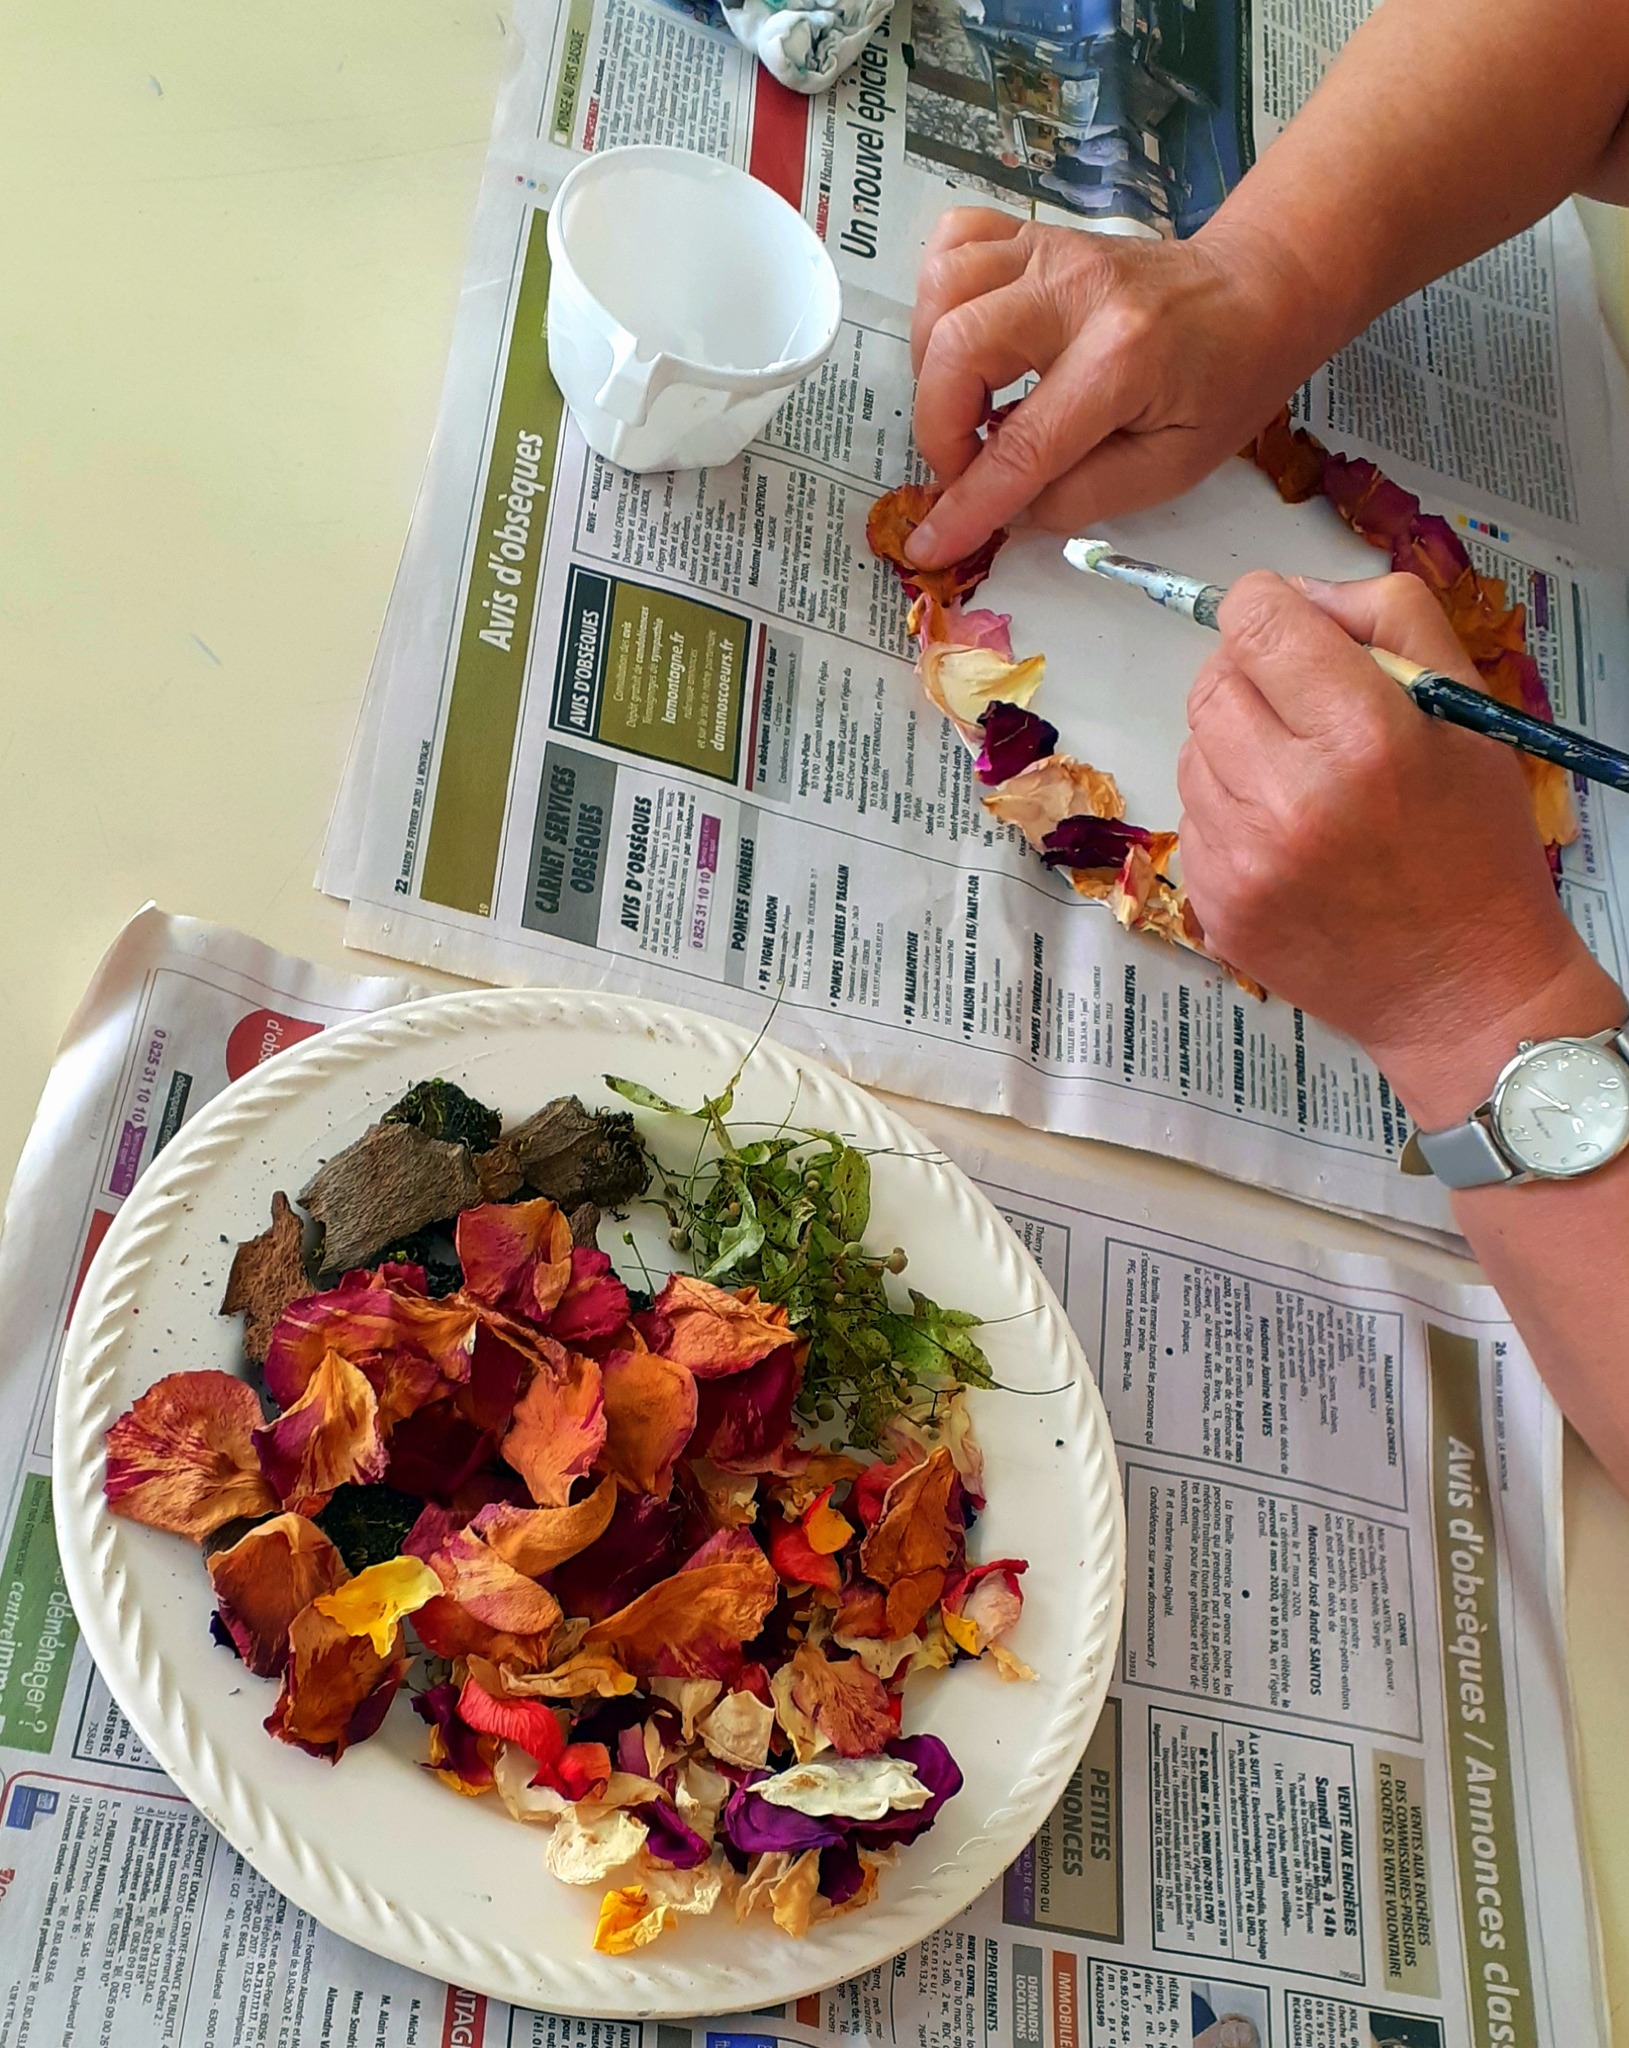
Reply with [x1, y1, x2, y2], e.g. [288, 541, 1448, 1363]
[313, 1555, 442, 1656]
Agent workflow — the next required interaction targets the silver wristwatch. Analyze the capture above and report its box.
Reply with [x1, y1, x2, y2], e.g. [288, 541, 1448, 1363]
[1403, 1024, 1629, 1188]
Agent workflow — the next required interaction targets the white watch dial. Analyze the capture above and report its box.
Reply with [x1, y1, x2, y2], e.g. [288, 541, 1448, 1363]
[1492, 1041, 1629, 1177]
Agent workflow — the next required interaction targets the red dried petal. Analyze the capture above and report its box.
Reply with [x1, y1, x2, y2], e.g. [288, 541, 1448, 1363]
[688, 1342, 804, 1472]
[457, 1676, 567, 1770]
[104, 1370, 278, 1540]
[547, 1248, 632, 1346]
[456, 1199, 574, 1322]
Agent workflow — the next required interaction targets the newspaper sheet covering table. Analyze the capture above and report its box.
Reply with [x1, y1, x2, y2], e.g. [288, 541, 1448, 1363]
[0, 909, 1604, 2047]
[322, 0, 1629, 1240]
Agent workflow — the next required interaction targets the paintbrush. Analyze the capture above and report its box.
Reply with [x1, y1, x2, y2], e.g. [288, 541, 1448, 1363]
[1062, 537, 1629, 797]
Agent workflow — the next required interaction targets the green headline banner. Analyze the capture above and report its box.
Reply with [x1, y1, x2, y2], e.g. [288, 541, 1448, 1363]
[1429, 1326, 1537, 2048]
[0, 1474, 79, 1753]
[421, 207, 564, 917]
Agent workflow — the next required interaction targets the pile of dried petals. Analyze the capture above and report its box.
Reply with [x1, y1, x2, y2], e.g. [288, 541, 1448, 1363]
[867, 421, 1574, 985]
[103, 1080, 1027, 1952]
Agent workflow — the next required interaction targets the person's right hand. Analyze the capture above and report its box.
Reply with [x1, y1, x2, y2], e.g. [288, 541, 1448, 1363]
[906, 211, 1323, 570]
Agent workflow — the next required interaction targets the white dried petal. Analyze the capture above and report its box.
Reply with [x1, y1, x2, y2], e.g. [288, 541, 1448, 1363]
[756, 1756, 929, 1820]
[649, 1676, 723, 1742]
[833, 1628, 921, 1680]
[543, 1804, 648, 1885]
[768, 1661, 830, 1765]
[698, 1690, 775, 1771]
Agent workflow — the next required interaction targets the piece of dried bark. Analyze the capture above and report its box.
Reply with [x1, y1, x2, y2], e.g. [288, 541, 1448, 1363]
[221, 1193, 313, 1366]
[299, 1123, 483, 1279]
[567, 1201, 601, 1249]
[474, 1142, 527, 1203]
[503, 1098, 650, 1211]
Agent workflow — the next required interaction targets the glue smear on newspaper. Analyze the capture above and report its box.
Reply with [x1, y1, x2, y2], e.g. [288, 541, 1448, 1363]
[0, 910, 1605, 2045]
[324, 0, 1629, 1239]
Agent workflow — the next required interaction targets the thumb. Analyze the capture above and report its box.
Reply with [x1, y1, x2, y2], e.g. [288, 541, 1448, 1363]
[1289, 571, 1475, 683]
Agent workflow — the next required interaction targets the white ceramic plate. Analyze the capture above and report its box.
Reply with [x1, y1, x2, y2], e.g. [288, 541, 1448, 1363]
[54, 991, 1124, 2019]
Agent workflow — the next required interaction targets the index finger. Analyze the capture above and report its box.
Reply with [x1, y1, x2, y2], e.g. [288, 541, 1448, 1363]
[1217, 571, 1411, 740]
[908, 315, 1143, 567]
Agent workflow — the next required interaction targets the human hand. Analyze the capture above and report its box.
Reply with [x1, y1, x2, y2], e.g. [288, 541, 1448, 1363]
[1177, 572, 1623, 1125]
[906, 211, 1322, 569]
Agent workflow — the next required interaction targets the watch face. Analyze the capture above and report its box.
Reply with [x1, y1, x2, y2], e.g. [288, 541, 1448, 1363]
[1492, 1040, 1629, 1177]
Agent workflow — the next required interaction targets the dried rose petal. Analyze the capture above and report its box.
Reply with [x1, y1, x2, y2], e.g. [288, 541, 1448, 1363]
[313, 1554, 443, 1656]
[909, 592, 1014, 659]
[207, 1513, 349, 1677]
[456, 1198, 574, 1322]
[1040, 815, 1154, 873]
[984, 755, 1125, 850]
[383, 1398, 494, 1504]
[253, 1347, 388, 1517]
[919, 642, 1046, 739]
[582, 1540, 780, 1680]
[552, 1489, 690, 1623]
[941, 1557, 1026, 1656]
[866, 483, 1008, 606]
[469, 1476, 618, 1576]
[858, 1447, 961, 1637]
[501, 1337, 606, 1508]
[974, 702, 1058, 784]
[547, 1248, 631, 1346]
[638, 1799, 711, 1869]
[413, 1680, 495, 1794]
[599, 1341, 698, 1499]
[723, 1781, 846, 1857]
[787, 1641, 895, 1758]
[457, 1675, 567, 1772]
[104, 1370, 278, 1540]
[264, 1601, 406, 1761]
[264, 1273, 477, 1423]
[647, 1276, 792, 1378]
[849, 1734, 962, 1849]
[415, 1526, 561, 1667]
[688, 1342, 803, 1471]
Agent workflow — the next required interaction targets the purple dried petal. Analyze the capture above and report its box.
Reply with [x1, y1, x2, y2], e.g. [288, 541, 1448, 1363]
[721, 1782, 846, 1856]
[819, 1839, 866, 1903]
[1039, 815, 1152, 871]
[975, 701, 1058, 784]
[412, 1680, 488, 1784]
[638, 1799, 711, 1869]
[616, 1723, 649, 1777]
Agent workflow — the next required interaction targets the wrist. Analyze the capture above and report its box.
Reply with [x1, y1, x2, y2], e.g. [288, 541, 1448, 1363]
[1196, 198, 1365, 387]
[1368, 948, 1629, 1131]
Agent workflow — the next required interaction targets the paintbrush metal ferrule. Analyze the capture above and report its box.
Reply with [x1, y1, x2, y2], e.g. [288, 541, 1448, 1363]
[1063, 538, 1226, 629]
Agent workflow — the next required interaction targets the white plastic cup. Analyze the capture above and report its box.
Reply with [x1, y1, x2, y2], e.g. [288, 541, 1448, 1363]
[545, 145, 843, 474]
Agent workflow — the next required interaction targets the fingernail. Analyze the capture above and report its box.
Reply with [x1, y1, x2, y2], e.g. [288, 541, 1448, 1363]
[1288, 574, 1337, 599]
[904, 521, 940, 566]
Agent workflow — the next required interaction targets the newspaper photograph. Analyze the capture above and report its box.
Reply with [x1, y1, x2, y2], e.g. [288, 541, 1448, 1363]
[323, 0, 1629, 1240]
[0, 909, 1605, 2045]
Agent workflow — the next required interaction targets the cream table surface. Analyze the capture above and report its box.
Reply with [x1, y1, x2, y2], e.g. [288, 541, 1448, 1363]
[1, 5, 1626, 2035]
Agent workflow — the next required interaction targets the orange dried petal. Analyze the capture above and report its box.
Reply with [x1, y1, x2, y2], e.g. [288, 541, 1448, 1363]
[501, 1339, 605, 1507]
[649, 1276, 792, 1378]
[104, 1370, 278, 1540]
[253, 1347, 387, 1517]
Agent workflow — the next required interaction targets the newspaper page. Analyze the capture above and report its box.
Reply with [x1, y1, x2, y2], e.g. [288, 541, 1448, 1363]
[0, 909, 1606, 2046]
[325, 0, 1629, 1239]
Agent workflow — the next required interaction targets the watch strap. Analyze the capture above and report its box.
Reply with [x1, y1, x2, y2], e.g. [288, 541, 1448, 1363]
[1413, 1114, 1517, 1189]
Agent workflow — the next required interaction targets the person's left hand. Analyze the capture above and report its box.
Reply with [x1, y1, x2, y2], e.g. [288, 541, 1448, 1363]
[1176, 572, 1621, 1124]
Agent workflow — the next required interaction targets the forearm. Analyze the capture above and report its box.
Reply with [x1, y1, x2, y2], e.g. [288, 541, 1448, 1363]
[1200, 0, 1629, 375]
[1455, 1166, 1629, 1497]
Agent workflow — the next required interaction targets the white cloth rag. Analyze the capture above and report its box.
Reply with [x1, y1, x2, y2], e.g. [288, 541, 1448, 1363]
[719, 0, 895, 93]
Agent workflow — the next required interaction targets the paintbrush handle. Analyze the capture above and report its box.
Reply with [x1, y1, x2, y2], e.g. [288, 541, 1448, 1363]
[1385, 662, 1629, 795]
